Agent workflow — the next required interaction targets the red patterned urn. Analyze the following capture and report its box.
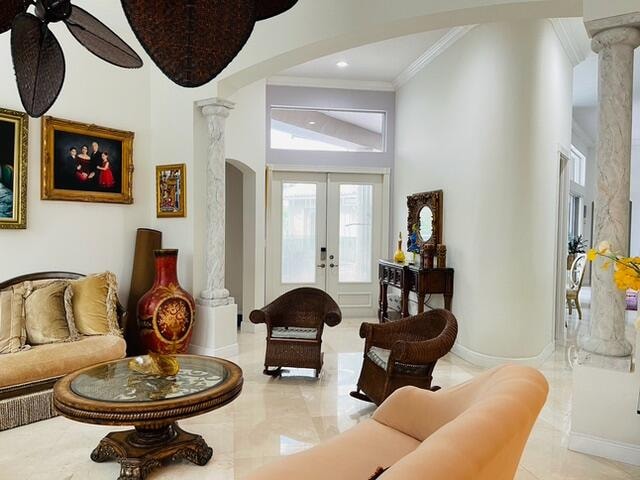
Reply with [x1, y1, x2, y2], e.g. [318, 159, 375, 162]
[137, 249, 195, 354]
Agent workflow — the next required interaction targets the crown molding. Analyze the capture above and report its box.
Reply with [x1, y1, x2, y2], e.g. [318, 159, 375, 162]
[267, 75, 395, 92]
[549, 18, 591, 67]
[393, 25, 476, 89]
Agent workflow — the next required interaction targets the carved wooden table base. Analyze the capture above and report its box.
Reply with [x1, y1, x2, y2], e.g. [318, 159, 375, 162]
[90, 423, 213, 480]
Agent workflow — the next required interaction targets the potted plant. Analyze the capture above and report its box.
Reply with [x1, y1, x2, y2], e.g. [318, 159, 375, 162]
[568, 235, 587, 270]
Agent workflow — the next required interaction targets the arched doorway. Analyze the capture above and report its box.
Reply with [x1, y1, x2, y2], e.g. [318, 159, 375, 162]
[225, 158, 258, 331]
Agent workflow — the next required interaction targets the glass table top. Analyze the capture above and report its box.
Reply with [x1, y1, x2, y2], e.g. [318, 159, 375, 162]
[70, 356, 228, 403]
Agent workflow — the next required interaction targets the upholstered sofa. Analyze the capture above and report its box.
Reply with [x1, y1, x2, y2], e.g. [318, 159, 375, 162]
[245, 365, 548, 480]
[0, 272, 127, 431]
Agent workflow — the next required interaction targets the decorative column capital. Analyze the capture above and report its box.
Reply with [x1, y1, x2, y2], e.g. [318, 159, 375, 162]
[592, 26, 640, 53]
[197, 97, 235, 118]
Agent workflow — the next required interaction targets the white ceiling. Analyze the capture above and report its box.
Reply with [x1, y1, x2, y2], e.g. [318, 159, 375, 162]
[323, 110, 384, 133]
[572, 50, 640, 143]
[279, 29, 451, 83]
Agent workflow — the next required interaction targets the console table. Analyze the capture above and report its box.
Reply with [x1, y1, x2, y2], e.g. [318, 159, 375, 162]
[378, 260, 454, 322]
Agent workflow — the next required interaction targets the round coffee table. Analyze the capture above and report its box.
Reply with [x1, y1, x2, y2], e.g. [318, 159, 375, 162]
[53, 355, 243, 480]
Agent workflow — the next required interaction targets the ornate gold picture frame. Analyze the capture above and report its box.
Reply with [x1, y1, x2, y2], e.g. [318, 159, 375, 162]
[156, 163, 186, 218]
[407, 190, 443, 251]
[0, 108, 28, 229]
[41, 116, 134, 204]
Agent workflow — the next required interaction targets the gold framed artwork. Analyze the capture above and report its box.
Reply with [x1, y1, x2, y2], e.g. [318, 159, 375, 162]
[156, 164, 186, 218]
[0, 107, 28, 229]
[41, 116, 134, 204]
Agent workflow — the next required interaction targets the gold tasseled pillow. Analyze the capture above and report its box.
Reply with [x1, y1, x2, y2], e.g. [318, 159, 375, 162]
[0, 288, 27, 354]
[23, 281, 75, 345]
[71, 272, 121, 336]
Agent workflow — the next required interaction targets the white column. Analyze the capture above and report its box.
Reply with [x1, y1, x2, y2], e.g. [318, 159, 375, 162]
[198, 98, 235, 306]
[579, 27, 640, 357]
[190, 98, 238, 358]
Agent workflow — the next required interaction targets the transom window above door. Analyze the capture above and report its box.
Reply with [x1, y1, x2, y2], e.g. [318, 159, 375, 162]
[270, 108, 386, 153]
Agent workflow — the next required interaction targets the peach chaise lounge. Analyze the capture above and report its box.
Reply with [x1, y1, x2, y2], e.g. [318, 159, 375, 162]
[244, 364, 548, 480]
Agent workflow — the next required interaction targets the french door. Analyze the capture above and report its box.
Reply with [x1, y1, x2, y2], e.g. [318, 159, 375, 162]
[267, 171, 385, 317]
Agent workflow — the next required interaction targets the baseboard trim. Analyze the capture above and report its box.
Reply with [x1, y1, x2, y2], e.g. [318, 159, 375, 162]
[451, 341, 555, 368]
[569, 431, 640, 466]
[189, 343, 239, 359]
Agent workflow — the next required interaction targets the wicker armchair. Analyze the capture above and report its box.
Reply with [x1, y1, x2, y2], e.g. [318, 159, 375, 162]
[250, 288, 342, 377]
[350, 309, 458, 405]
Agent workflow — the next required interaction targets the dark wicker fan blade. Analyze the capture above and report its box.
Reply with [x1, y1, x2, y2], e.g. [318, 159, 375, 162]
[121, 0, 256, 87]
[0, 0, 28, 34]
[65, 5, 142, 68]
[256, 0, 298, 21]
[11, 13, 66, 117]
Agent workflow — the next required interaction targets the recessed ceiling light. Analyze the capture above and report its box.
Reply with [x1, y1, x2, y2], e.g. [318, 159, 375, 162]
[308, 121, 316, 125]
[336, 61, 349, 68]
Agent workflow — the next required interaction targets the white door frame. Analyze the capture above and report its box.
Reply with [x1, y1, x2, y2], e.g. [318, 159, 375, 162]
[266, 164, 391, 312]
[553, 148, 570, 346]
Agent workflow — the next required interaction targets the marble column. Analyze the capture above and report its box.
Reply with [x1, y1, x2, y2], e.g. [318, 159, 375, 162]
[198, 98, 235, 307]
[579, 27, 640, 357]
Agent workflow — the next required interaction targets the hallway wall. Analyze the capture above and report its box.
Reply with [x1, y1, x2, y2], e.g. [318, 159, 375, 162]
[394, 20, 574, 363]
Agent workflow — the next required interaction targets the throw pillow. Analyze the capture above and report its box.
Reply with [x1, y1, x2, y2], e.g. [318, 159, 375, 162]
[368, 467, 389, 479]
[24, 281, 73, 345]
[71, 272, 121, 336]
[0, 288, 27, 354]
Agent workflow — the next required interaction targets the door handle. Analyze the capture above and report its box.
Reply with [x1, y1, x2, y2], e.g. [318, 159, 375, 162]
[317, 263, 326, 269]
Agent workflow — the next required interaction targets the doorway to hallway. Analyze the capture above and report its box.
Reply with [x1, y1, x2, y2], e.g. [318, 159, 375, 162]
[267, 170, 388, 317]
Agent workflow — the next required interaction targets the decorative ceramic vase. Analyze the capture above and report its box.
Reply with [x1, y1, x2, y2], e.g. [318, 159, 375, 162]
[137, 249, 195, 354]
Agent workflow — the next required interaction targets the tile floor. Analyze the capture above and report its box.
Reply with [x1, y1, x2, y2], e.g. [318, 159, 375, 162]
[0, 293, 638, 479]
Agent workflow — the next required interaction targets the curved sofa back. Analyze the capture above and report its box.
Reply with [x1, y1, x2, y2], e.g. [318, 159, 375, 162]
[373, 365, 548, 480]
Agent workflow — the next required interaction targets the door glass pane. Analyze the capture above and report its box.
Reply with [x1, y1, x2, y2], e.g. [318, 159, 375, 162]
[339, 184, 373, 283]
[282, 183, 317, 284]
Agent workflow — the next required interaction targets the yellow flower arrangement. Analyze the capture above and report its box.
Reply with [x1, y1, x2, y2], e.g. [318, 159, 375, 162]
[587, 241, 640, 291]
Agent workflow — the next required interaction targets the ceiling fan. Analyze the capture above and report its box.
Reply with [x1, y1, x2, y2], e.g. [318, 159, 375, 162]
[2, 0, 299, 117]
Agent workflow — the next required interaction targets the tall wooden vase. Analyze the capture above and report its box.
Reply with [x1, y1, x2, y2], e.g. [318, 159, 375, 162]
[137, 249, 195, 354]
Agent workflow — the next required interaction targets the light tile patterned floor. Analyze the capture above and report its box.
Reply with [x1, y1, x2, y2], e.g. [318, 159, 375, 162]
[0, 299, 638, 479]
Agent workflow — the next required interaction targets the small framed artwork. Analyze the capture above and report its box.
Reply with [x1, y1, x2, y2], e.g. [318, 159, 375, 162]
[0, 107, 28, 229]
[156, 164, 186, 218]
[41, 116, 134, 204]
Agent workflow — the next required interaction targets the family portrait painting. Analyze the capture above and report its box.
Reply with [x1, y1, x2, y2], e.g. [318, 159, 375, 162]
[42, 117, 134, 204]
[0, 108, 28, 229]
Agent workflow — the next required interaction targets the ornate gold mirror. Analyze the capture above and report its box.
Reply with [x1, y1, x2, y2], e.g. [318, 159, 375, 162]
[407, 190, 443, 252]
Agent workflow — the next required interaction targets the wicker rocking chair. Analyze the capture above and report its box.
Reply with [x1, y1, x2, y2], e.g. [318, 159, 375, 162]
[350, 309, 458, 405]
[250, 288, 342, 377]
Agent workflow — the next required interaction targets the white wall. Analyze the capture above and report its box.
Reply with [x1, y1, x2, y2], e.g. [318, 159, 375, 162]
[226, 80, 268, 321]
[0, 3, 152, 302]
[394, 20, 573, 362]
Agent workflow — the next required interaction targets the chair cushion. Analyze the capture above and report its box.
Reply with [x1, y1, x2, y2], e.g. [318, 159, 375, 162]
[367, 346, 432, 376]
[368, 346, 391, 369]
[271, 327, 317, 340]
